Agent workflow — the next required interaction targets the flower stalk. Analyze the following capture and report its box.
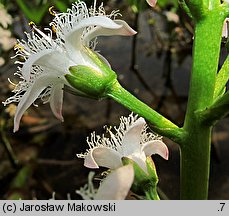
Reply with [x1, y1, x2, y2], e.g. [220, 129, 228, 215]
[181, 2, 226, 199]
[107, 80, 184, 143]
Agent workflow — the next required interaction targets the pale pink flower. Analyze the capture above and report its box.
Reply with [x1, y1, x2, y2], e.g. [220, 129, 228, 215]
[78, 113, 169, 174]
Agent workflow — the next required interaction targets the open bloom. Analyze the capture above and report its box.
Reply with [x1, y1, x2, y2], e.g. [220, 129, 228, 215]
[77, 113, 168, 173]
[77, 165, 134, 200]
[3, 1, 136, 132]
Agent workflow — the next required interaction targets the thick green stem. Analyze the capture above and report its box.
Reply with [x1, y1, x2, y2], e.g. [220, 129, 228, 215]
[180, 126, 212, 199]
[145, 188, 160, 200]
[181, 9, 224, 199]
[107, 81, 184, 143]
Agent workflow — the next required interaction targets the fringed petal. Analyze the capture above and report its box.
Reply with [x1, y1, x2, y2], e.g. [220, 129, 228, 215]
[65, 16, 121, 51]
[94, 165, 134, 200]
[13, 75, 60, 132]
[84, 19, 137, 44]
[84, 147, 122, 169]
[49, 83, 64, 121]
[122, 117, 146, 156]
[21, 50, 69, 80]
[142, 140, 169, 160]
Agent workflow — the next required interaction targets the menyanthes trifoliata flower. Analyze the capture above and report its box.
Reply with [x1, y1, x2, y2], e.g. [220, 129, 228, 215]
[3, 0, 136, 132]
[77, 113, 169, 174]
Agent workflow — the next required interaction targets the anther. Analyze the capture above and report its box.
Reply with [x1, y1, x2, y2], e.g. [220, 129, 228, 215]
[51, 25, 57, 33]
[49, 6, 56, 16]
[28, 21, 36, 29]
[14, 43, 24, 51]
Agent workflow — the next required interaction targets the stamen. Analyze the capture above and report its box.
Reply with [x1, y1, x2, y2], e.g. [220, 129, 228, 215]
[49, 6, 56, 16]
[51, 25, 57, 33]
[29, 22, 52, 44]
[14, 43, 24, 51]
[14, 43, 30, 56]
[8, 78, 16, 86]
[28, 21, 36, 28]
[93, 0, 97, 16]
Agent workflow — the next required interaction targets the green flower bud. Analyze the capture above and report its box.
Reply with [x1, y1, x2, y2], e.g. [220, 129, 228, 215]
[65, 47, 117, 99]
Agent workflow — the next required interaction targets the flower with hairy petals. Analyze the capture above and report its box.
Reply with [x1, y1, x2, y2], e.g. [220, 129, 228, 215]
[77, 113, 169, 173]
[3, 1, 136, 132]
[76, 165, 134, 200]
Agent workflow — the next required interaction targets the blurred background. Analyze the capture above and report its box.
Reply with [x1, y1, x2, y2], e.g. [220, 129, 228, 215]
[0, 0, 228, 199]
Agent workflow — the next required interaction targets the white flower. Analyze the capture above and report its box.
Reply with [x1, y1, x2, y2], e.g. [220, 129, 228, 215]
[77, 113, 169, 173]
[3, 1, 136, 132]
[76, 165, 134, 200]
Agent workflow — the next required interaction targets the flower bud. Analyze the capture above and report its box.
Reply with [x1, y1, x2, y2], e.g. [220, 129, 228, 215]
[65, 47, 117, 99]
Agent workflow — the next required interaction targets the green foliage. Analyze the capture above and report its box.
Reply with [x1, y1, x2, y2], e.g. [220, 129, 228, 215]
[158, 0, 178, 8]
[13, 0, 82, 24]
[16, 0, 49, 24]
[127, 0, 148, 13]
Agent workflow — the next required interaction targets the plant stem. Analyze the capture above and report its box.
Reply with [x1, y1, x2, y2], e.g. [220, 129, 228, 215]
[181, 9, 224, 199]
[198, 91, 229, 125]
[145, 188, 160, 200]
[107, 80, 184, 143]
[213, 56, 229, 99]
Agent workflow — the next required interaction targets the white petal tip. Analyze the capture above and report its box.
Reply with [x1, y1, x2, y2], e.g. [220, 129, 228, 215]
[127, 29, 137, 36]
[84, 154, 100, 169]
[13, 122, 19, 133]
[159, 142, 169, 160]
[164, 150, 169, 160]
[147, 0, 157, 7]
[84, 161, 99, 169]
[143, 140, 169, 160]
[58, 115, 64, 122]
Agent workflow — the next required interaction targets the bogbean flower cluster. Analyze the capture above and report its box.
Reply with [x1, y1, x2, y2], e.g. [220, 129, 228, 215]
[77, 113, 169, 199]
[3, 0, 169, 200]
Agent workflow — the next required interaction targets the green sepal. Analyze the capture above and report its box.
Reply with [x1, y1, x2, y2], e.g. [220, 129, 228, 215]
[65, 47, 117, 99]
[122, 157, 159, 199]
[83, 46, 113, 77]
[66, 65, 116, 99]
